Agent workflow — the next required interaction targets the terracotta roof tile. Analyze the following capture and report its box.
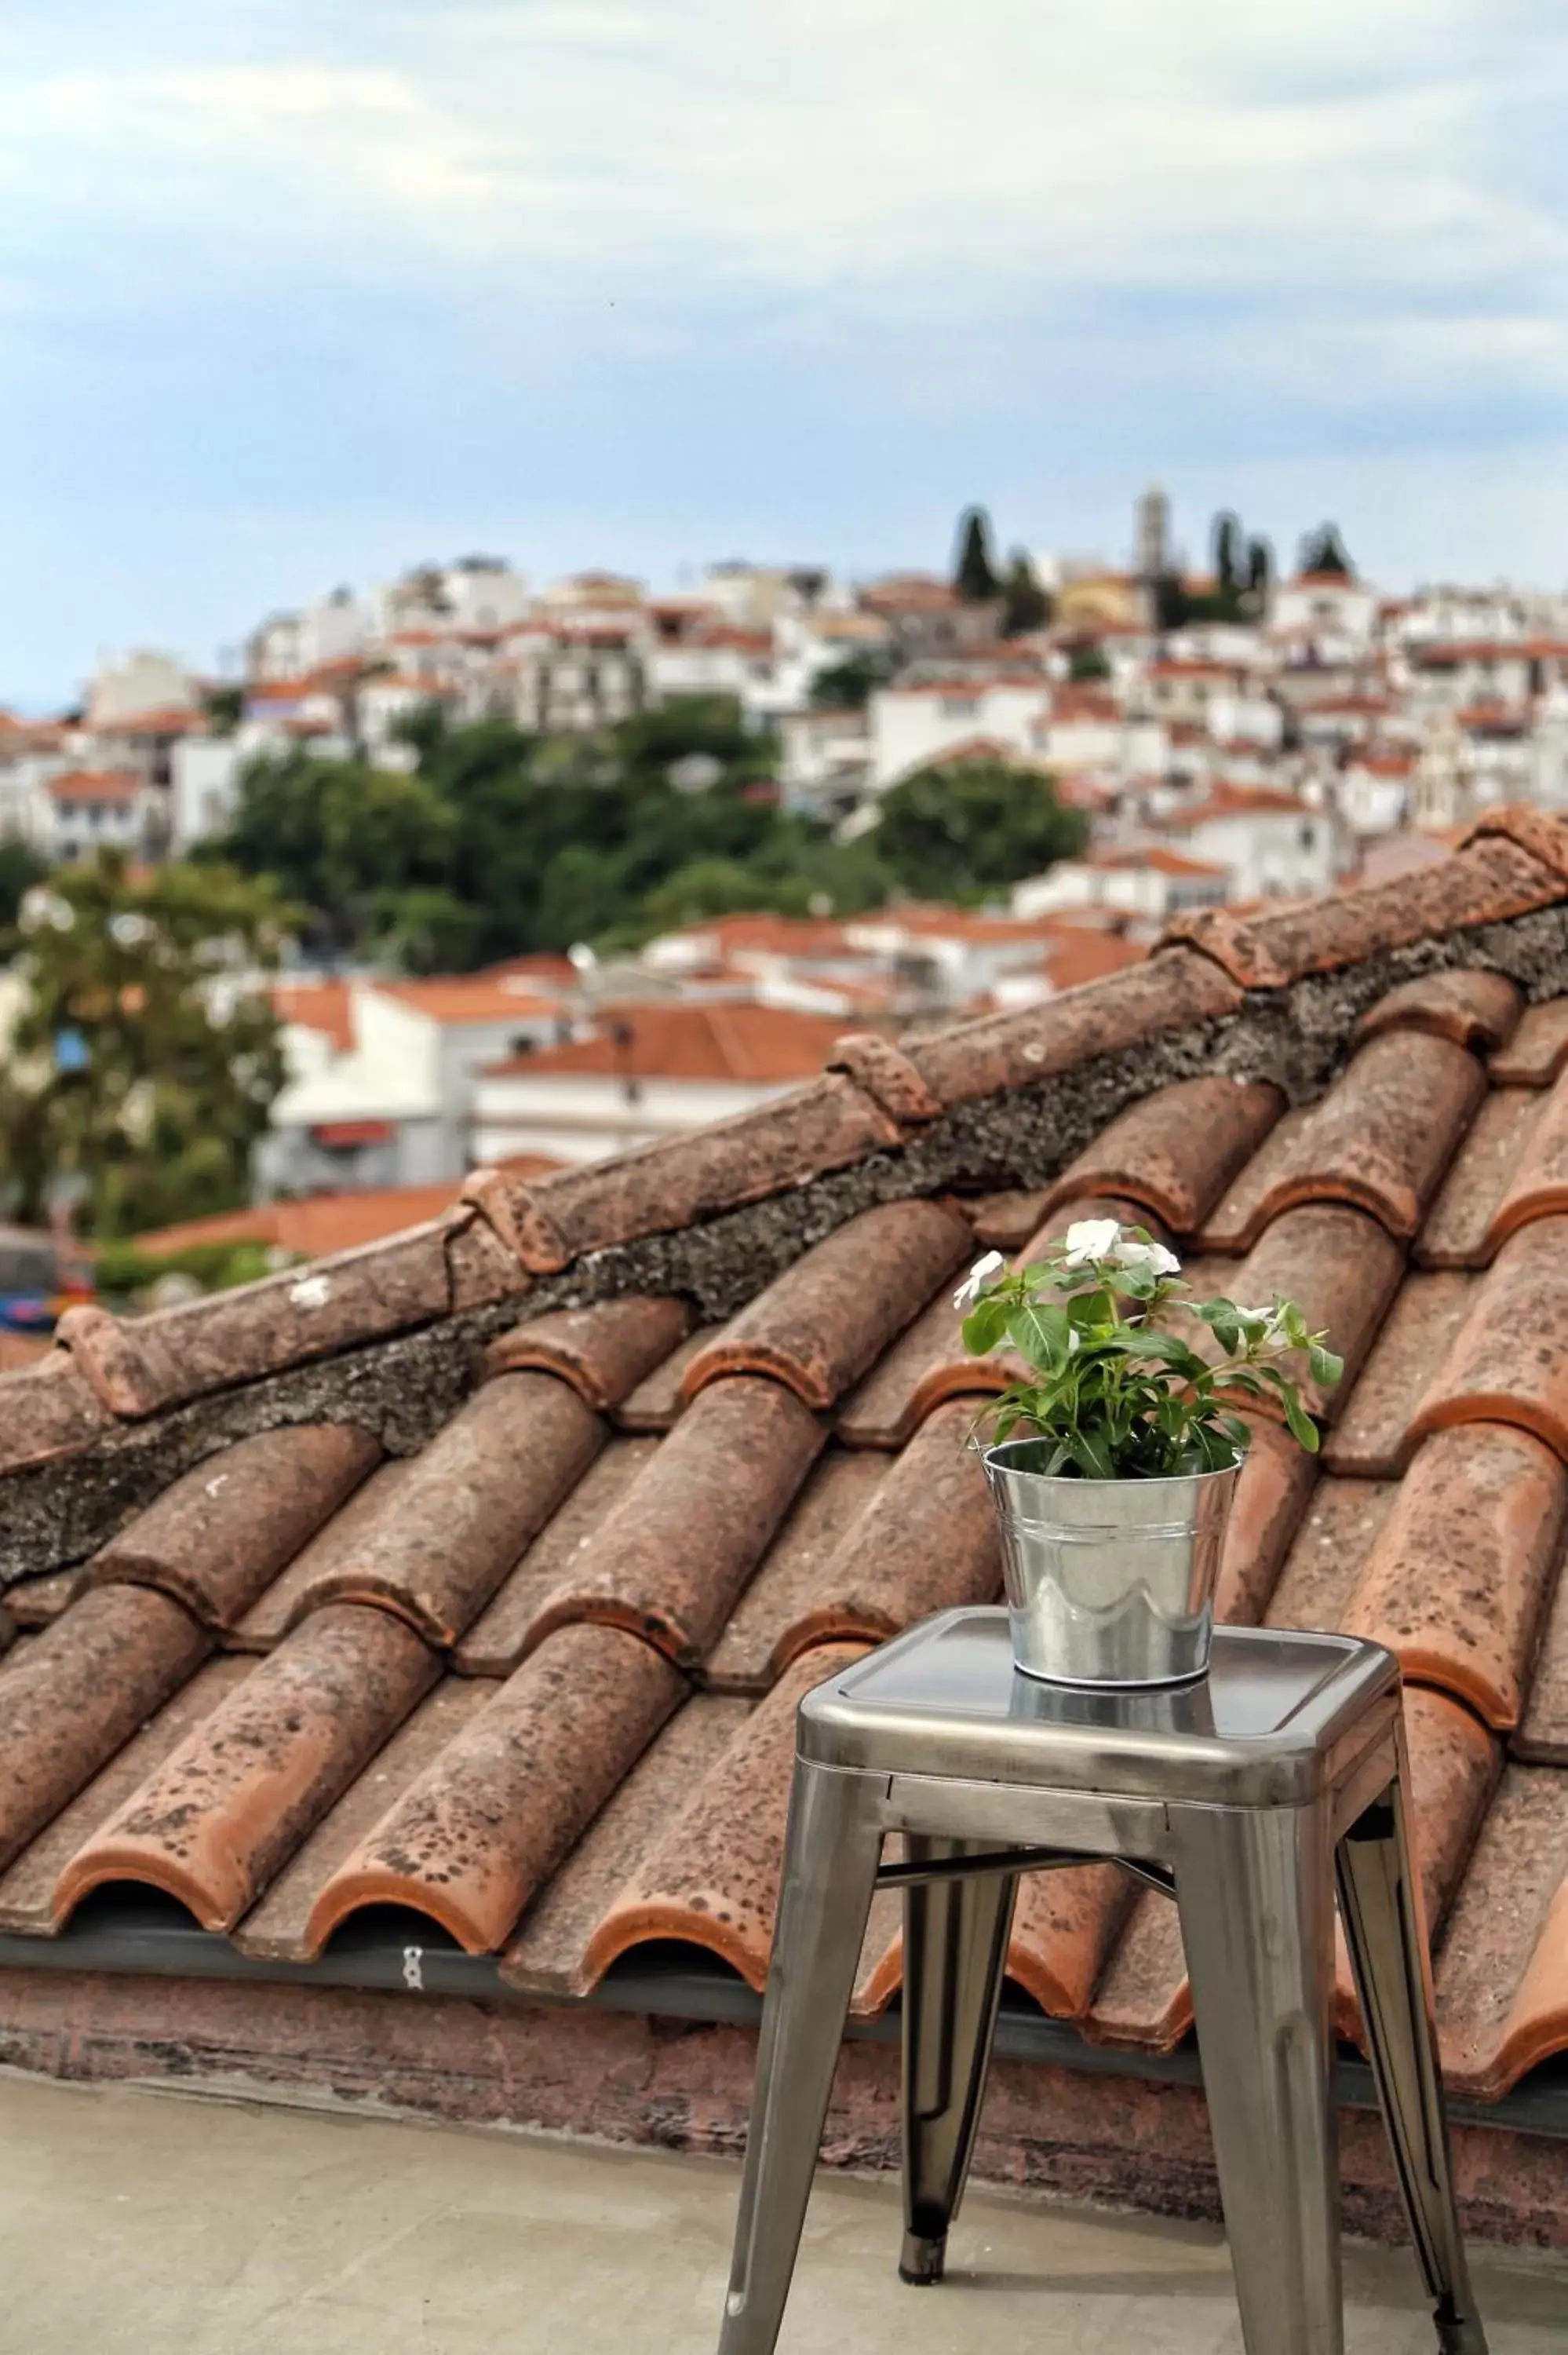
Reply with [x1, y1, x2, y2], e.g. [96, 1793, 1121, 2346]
[1265, 1476, 1400, 1633]
[232, 1679, 495, 1960]
[611, 1325, 717, 1433]
[452, 1437, 659, 1676]
[52, 1604, 438, 1932]
[0, 1351, 111, 1475]
[1410, 1218, 1568, 1461]
[1415, 1090, 1546, 1267]
[1322, 1273, 1479, 1477]
[1436, 1762, 1568, 2098]
[1355, 968, 1522, 1055]
[1090, 1682, 1498, 2058]
[301, 1626, 684, 1956]
[0, 1657, 253, 1933]
[706, 1402, 1000, 1685]
[900, 952, 1242, 1115]
[235, 1375, 605, 1648]
[578, 1642, 870, 1991]
[483, 1296, 693, 1409]
[465, 1075, 903, 1273]
[500, 1691, 751, 1999]
[1036, 1077, 1284, 1237]
[703, 1450, 891, 1688]
[1337, 1686, 1500, 2043]
[1009, 1864, 1136, 2019]
[1212, 1416, 1318, 1626]
[1203, 1035, 1484, 1248]
[1227, 1205, 1405, 1422]
[1516, 1555, 1568, 1767]
[0, 1586, 210, 1874]
[80, 1426, 381, 1630]
[3, 1572, 76, 1629]
[1481, 1064, 1568, 1248]
[829, 1033, 943, 1125]
[523, 1377, 825, 1670]
[833, 1283, 1005, 1450]
[57, 1220, 460, 1418]
[1490, 998, 1568, 1086]
[1461, 805, 1568, 879]
[963, 1188, 1058, 1252]
[1182, 836, 1563, 989]
[680, 1199, 969, 1410]
[1195, 1108, 1315, 1252]
[1341, 1425, 1567, 1729]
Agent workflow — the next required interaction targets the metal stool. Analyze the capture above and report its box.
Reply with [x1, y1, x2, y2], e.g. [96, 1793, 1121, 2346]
[717, 1608, 1486, 2355]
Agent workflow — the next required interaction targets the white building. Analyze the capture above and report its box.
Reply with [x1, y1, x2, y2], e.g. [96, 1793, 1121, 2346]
[257, 976, 567, 1196]
[1155, 785, 1338, 900]
[1269, 572, 1380, 648]
[1013, 846, 1231, 924]
[869, 680, 1051, 787]
[39, 769, 158, 864]
[86, 650, 199, 730]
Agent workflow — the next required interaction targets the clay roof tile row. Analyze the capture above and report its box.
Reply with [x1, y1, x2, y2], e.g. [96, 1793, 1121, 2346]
[8, 807, 1568, 2105]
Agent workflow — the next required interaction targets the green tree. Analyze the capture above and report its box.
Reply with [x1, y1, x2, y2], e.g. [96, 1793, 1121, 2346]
[210, 750, 457, 957]
[1068, 644, 1111, 683]
[1245, 535, 1274, 611]
[0, 835, 47, 928]
[202, 685, 245, 736]
[875, 758, 1086, 900]
[1153, 572, 1192, 630]
[0, 852, 290, 1236]
[1001, 551, 1052, 637]
[1213, 513, 1243, 601]
[953, 506, 1001, 603]
[1298, 524, 1355, 579]
[808, 649, 899, 711]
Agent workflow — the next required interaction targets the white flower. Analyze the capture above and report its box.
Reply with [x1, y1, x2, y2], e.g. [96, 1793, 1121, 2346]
[109, 911, 153, 948]
[1115, 1236, 1181, 1277]
[1062, 1218, 1180, 1277]
[1062, 1218, 1123, 1266]
[953, 1250, 1005, 1309]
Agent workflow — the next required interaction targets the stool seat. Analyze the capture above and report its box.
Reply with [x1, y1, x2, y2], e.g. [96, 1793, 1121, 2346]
[716, 1607, 1489, 2355]
[801, 1609, 1398, 1808]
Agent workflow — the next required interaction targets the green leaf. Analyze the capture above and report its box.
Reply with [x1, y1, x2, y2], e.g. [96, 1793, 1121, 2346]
[961, 1298, 1012, 1357]
[1070, 1424, 1116, 1479]
[1005, 1299, 1072, 1375]
[1278, 1386, 1321, 1453]
[1307, 1342, 1344, 1389]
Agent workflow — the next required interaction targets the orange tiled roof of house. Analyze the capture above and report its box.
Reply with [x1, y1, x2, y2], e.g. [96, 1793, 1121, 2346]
[374, 979, 564, 1028]
[45, 769, 142, 805]
[130, 1169, 563, 1264]
[7, 807, 1568, 2203]
[484, 1001, 850, 1085]
[272, 981, 356, 1052]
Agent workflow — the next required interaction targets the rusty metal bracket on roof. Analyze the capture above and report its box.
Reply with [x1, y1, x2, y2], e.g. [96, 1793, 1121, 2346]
[873, 1847, 1176, 1900]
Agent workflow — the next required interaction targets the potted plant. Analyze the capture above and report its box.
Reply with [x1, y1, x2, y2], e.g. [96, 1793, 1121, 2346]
[955, 1217, 1342, 1687]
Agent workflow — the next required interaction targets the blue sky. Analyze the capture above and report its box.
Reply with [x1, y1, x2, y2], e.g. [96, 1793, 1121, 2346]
[2, 2, 1567, 706]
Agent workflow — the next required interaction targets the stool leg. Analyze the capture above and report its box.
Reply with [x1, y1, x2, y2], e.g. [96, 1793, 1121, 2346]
[717, 1758, 884, 2355]
[899, 1839, 1018, 2286]
[1175, 1801, 1343, 2355]
[1336, 1751, 1489, 2354]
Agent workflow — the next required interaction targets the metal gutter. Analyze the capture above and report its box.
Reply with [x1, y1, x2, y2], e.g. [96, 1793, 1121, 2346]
[2, 1894, 1565, 2144]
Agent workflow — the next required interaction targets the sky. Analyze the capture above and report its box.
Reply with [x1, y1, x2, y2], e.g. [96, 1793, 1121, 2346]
[2, 2, 1568, 707]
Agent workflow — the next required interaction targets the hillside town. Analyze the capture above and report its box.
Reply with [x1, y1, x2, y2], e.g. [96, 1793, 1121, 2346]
[6, 491, 1568, 1287]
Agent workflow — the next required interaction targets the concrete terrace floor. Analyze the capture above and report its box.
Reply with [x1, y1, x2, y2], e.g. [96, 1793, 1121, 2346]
[2, 2073, 1566, 2354]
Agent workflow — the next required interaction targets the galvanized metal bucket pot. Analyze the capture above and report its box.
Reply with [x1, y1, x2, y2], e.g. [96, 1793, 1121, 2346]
[980, 1440, 1242, 1687]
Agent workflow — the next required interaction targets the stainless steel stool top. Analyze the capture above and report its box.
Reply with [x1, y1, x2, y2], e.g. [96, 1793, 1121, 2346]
[800, 1607, 1401, 1809]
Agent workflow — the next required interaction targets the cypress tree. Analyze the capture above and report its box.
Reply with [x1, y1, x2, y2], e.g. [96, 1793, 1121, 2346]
[953, 507, 1001, 602]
